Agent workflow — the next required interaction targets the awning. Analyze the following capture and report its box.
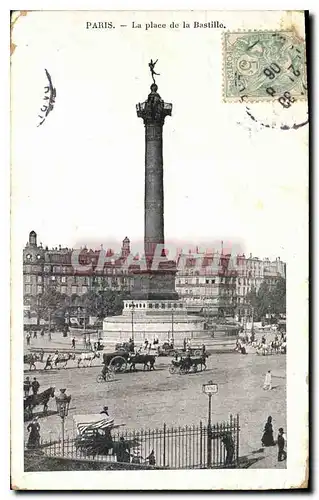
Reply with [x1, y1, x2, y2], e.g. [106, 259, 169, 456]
[73, 414, 115, 434]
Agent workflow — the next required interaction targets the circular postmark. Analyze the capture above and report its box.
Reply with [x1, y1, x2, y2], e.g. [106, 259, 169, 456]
[224, 30, 307, 105]
[224, 30, 308, 131]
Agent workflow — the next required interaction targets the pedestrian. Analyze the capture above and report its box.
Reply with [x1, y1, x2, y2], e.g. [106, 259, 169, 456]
[48, 331, 52, 341]
[277, 427, 287, 462]
[261, 335, 266, 345]
[44, 354, 52, 370]
[72, 337, 76, 349]
[26, 332, 31, 346]
[40, 328, 44, 337]
[263, 370, 272, 390]
[145, 449, 156, 466]
[183, 338, 186, 351]
[100, 406, 109, 416]
[31, 377, 40, 395]
[27, 417, 41, 449]
[24, 376, 31, 398]
[221, 433, 235, 466]
[33, 330, 37, 339]
[261, 416, 275, 447]
[116, 437, 130, 463]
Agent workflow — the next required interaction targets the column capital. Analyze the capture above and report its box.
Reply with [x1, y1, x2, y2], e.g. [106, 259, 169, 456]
[136, 84, 172, 126]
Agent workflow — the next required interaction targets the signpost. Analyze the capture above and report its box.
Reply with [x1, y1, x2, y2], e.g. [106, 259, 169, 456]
[202, 381, 218, 468]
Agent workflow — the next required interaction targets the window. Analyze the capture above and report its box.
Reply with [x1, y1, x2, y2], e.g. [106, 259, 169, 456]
[51, 276, 56, 281]
[61, 286, 67, 294]
[211, 279, 215, 284]
[25, 284, 31, 294]
[82, 286, 88, 294]
[25, 275, 31, 284]
[148, 303, 153, 309]
[155, 303, 159, 309]
[72, 286, 77, 295]
[161, 303, 165, 309]
[37, 276, 42, 283]
[37, 285, 43, 294]
[61, 276, 66, 283]
[37, 254, 41, 260]
[26, 254, 32, 260]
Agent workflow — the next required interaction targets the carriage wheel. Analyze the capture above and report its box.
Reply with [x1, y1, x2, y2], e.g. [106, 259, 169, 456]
[169, 365, 177, 374]
[109, 356, 127, 373]
[202, 363, 207, 371]
[96, 374, 104, 383]
[179, 366, 187, 375]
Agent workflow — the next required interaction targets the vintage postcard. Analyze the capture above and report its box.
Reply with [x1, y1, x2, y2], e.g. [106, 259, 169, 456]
[11, 9, 309, 490]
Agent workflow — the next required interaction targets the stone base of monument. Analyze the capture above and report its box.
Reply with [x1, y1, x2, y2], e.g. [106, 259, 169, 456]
[101, 299, 205, 346]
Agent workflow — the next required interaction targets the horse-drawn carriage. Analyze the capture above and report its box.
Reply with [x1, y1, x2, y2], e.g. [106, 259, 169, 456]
[102, 351, 157, 373]
[73, 414, 136, 458]
[169, 354, 208, 375]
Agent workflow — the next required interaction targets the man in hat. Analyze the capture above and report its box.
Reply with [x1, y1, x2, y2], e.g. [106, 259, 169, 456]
[277, 428, 287, 462]
[24, 376, 31, 398]
[31, 377, 40, 395]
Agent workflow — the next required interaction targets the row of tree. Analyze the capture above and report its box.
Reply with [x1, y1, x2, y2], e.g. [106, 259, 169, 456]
[24, 284, 130, 326]
[245, 277, 286, 322]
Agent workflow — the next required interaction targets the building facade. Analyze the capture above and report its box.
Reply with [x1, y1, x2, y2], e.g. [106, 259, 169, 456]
[175, 250, 286, 318]
[23, 231, 286, 320]
[23, 231, 134, 305]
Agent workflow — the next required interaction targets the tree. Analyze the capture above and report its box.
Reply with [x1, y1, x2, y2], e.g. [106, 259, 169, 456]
[270, 277, 286, 317]
[36, 285, 66, 328]
[245, 278, 286, 322]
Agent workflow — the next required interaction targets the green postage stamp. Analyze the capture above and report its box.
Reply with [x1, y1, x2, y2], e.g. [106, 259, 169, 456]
[223, 31, 307, 103]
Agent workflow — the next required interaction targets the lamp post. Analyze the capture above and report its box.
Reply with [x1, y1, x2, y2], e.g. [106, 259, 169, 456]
[202, 381, 218, 468]
[55, 388, 71, 457]
[129, 301, 136, 342]
[171, 311, 174, 346]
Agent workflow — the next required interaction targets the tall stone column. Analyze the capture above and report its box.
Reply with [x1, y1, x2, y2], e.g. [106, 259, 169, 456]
[135, 83, 178, 300]
[137, 83, 172, 264]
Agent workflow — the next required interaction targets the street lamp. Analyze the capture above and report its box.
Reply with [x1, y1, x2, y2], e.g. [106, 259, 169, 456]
[202, 381, 218, 468]
[129, 301, 136, 342]
[55, 388, 71, 457]
[171, 311, 174, 346]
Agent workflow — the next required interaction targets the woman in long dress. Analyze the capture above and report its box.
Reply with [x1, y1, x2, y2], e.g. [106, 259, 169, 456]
[27, 417, 41, 448]
[261, 416, 275, 447]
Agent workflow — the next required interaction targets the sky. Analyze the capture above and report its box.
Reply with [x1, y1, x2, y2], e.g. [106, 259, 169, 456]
[11, 10, 308, 262]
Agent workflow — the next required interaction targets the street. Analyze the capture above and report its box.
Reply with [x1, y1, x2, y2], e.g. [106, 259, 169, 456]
[24, 347, 286, 468]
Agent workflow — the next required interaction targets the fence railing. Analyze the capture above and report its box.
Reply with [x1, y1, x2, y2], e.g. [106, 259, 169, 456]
[27, 414, 240, 469]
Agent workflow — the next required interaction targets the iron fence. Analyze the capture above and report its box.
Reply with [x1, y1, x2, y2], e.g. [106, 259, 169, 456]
[27, 414, 240, 469]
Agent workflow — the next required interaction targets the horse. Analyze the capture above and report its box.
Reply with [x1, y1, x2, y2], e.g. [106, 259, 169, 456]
[24, 387, 55, 418]
[128, 354, 156, 371]
[24, 351, 45, 371]
[190, 354, 208, 371]
[77, 351, 100, 368]
[53, 353, 76, 369]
